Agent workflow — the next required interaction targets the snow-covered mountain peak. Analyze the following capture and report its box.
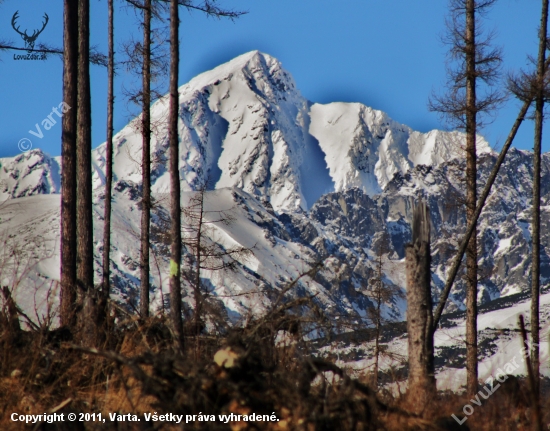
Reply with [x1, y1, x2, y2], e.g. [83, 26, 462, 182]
[2, 51, 495, 212]
[181, 50, 296, 98]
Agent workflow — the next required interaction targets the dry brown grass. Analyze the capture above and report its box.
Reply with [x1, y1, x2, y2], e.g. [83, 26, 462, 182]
[1, 308, 549, 431]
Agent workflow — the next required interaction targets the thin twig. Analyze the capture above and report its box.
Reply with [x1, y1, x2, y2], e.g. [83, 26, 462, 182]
[31, 398, 73, 431]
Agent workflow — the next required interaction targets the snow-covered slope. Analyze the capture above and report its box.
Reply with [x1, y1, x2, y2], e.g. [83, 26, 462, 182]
[309, 102, 491, 195]
[0, 194, 60, 319]
[0, 151, 60, 200]
[0, 185, 383, 325]
[325, 289, 550, 392]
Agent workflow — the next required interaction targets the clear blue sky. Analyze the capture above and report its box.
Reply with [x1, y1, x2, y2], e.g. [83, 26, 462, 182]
[0, 0, 546, 159]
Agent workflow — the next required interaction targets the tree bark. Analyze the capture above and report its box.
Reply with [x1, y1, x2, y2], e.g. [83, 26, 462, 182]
[1, 287, 21, 338]
[519, 315, 543, 431]
[169, 0, 184, 348]
[140, 0, 152, 318]
[406, 201, 435, 411]
[531, 0, 549, 396]
[372, 252, 382, 390]
[464, 0, 479, 397]
[194, 189, 204, 336]
[60, 0, 79, 328]
[101, 0, 115, 314]
[76, 0, 96, 344]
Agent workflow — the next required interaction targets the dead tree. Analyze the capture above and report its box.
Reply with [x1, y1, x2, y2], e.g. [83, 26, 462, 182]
[432, 54, 550, 328]
[139, 0, 153, 318]
[101, 0, 115, 321]
[157, 0, 245, 19]
[180, 185, 251, 343]
[163, 0, 244, 347]
[121, 0, 158, 319]
[406, 201, 435, 410]
[505, 0, 550, 395]
[1, 287, 21, 340]
[519, 315, 543, 431]
[76, 0, 101, 345]
[125, 0, 169, 322]
[370, 248, 385, 390]
[60, 0, 79, 328]
[529, 0, 549, 393]
[168, 0, 184, 348]
[429, 0, 504, 396]
[367, 233, 404, 390]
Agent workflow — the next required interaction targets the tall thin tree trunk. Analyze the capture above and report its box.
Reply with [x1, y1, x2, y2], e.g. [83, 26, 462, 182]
[76, 0, 96, 344]
[531, 0, 549, 395]
[60, 0, 79, 328]
[465, 0, 479, 397]
[406, 201, 435, 411]
[101, 0, 115, 313]
[373, 252, 382, 390]
[194, 192, 204, 336]
[169, 0, 184, 348]
[140, 0, 152, 318]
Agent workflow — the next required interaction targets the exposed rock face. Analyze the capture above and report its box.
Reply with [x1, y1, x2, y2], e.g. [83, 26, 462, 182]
[307, 149, 550, 313]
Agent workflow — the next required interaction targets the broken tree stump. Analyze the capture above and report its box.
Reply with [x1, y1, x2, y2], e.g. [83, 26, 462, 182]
[406, 200, 435, 412]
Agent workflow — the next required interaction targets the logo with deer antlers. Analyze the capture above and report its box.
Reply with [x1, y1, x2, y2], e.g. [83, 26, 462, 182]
[11, 11, 49, 52]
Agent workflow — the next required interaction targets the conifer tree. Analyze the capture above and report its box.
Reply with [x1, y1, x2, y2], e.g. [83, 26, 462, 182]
[430, 0, 503, 396]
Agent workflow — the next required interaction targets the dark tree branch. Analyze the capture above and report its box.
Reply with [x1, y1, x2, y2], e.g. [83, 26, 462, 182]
[0, 42, 108, 66]
[431, 92, 537, 330]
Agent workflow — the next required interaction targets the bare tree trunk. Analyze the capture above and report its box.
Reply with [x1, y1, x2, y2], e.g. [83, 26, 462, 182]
[519, 315, 543, 431]
[1, 287, 21, 337]
[168, 0, 184, 348]
[429, 2, 503, 368]
[372, 252, 382, 390]
[76, 0, 97, 344]
[101, 0, 115, 315]
[60, 0, 79, 328]
[406, 201, 435, 411]
[531, 0, 548, 396]
[464, 0, 479, 397]
[140, 0, 152, 318]
[194, 190, 204, 336]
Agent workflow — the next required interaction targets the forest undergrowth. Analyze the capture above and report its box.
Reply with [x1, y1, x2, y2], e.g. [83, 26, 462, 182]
[1, 294, 548, 431]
